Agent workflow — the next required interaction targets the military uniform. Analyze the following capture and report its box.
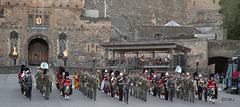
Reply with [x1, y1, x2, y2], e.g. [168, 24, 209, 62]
[82, 73, 87, 96]
[25, 72, 34, 100]
[117, 76, 124, 101]
[43, 73, 53, 100]
[175, 76, 181, 99]
[164, 77, 169, 100]
[207, 74, 217, 103]
[155, 75, 160, 97]
[35, 70, 42, 90]
[167, 77, 174, 102]
[124, 76, 130, 104]
[142, 76, 149, 101]
[35, 70, 43, 92]
[133, 75, 138, 98]
[129, 76, 134, 96]
[79, 72, 83, 92]
[159, 78, 165, 99]
[182, 77, 189, 101]
[197, 78, 203, 100]
[92, 75, 97, 101]
[138, 76, 143, 99]
[88, 76, 93, 99]
[188, 78, 195, 103]
[203, 78, 208, 102]
[111, 75, 117, 98]
[73, 74, 79, 89]
[86, 74, 90, 98]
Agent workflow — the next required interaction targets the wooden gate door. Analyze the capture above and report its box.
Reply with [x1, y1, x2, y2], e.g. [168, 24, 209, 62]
[28, 38, 48, 65]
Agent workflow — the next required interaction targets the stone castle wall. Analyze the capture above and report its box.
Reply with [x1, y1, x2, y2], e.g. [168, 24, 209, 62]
[0, 5, 111, 68]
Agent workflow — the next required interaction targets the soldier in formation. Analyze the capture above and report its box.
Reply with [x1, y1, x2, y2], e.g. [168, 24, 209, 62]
[43, 69, 53, 100]
[25, 70, 34, 100]
[207, 73, 217, 104]
[73, 72, 79, 89]
[167, 76, 174, 102]
[62, 72, 72, 100]
[77, 69, 97, 101]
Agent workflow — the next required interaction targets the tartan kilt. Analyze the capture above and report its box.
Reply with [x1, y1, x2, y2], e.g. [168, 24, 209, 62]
[207, 89, 215, 99]
[160, 87, 164, 95]
[69, 87, 73, 95]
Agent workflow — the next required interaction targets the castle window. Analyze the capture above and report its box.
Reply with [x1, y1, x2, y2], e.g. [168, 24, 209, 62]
[28, 15, 33, 26]
[44, 15, 49, 26]
[199, 14, 203, 21]
[81, 25, 84, 35]
[59, 32, 67, 57]
[10, 31, 18, 55]
[28, 12, 51, 27]
[88, 45, 90, 53]
[91, 44, 95, 48]
[0, 9, 4, 18]
[198, 12, 204, 21]
[96, 45, 98, 53]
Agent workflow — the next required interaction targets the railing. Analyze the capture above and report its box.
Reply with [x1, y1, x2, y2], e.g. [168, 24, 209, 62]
[108, 57, 171, 70]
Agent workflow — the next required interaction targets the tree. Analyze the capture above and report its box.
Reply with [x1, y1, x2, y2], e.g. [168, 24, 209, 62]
[219, 0, 240, 40]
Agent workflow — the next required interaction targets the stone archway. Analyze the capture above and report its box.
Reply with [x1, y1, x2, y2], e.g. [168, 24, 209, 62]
[25, 33, 53, 65]
[28, 38, 49, 65]
[209, 56, 230, 75]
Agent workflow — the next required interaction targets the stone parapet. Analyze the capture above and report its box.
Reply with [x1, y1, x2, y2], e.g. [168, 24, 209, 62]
[0, 66, 19, 74]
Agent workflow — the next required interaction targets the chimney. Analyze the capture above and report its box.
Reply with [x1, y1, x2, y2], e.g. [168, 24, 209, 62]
[151, 14, 156, 25]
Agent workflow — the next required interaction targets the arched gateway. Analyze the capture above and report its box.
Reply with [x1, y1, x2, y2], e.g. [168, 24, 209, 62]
[25, 34, 53, 65]
[28, 38, 48, 65]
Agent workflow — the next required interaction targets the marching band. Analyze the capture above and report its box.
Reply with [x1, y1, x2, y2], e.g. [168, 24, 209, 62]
[17, 64, 218, 104]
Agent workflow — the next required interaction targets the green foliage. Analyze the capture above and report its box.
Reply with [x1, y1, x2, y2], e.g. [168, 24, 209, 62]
[219, 0, 240, 40]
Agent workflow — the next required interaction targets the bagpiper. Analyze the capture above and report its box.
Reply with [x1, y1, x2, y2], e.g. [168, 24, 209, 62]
[62, 72, 72, 100]
[59, 68, 65, 96]
[207, 73, 217, 104]
[159, 73, 165, 100]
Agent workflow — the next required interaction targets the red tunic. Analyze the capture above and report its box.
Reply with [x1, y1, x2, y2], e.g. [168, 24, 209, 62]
[100, 76, 103, 82]
[207, 80, 217, 98]
[148, 76, 153, 83]
[18, 70, 21, 79]
[207, 80, 216, 89]
[55, 72, 58, 77]
[105, 77, 108, 81]
[59, 75, 63, 83]
[159, 79, 163, 87]
[62, 78, 71, 87]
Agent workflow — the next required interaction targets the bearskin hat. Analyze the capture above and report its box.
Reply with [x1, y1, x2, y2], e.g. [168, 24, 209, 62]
[181, 69, 186, 74]
[43, 69, 48, 74]
[109, 70, 113, 75]
[209, 73, 214, 79]
[65, 72, 69, 76]
[150, 69, 154, 76]
[115, 70, 120, 77]
[161, 72, 165, 78]
[193, 72, 198, 78]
